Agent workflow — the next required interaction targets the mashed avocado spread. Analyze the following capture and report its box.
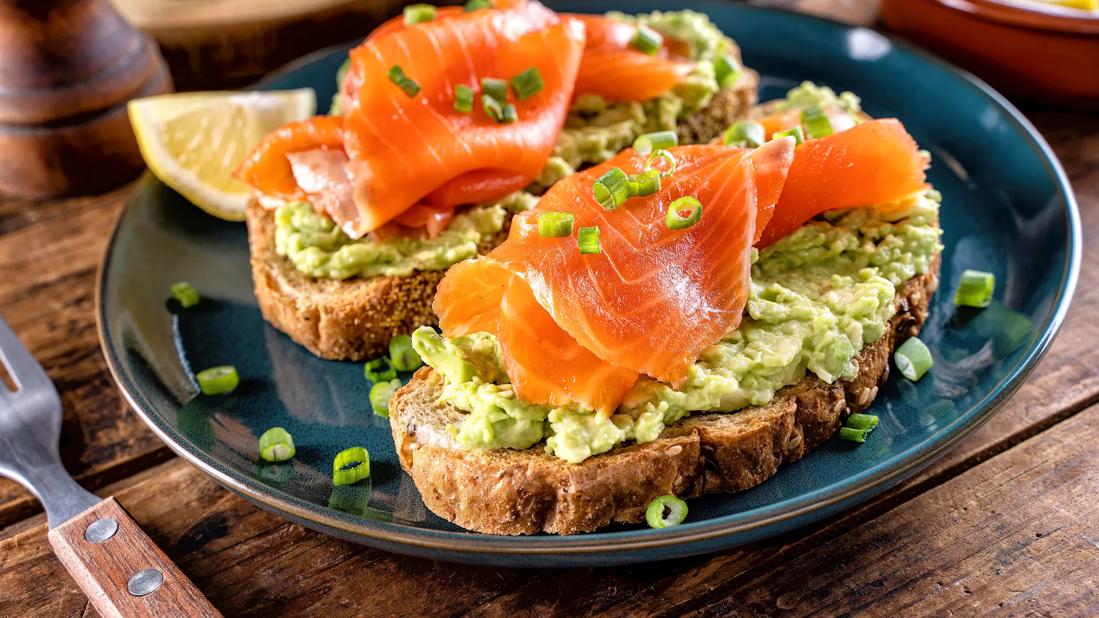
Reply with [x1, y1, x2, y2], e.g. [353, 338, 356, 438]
[411, 192, 943, 463]
[285, 10, 731, 280]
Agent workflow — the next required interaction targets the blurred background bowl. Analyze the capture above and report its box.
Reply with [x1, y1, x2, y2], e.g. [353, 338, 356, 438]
[881, 0, 1099, 107]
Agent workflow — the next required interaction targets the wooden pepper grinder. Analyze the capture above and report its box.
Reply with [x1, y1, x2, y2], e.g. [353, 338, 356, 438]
[0, 0, 172, 198]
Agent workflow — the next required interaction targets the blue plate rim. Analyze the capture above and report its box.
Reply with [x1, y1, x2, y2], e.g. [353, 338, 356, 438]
[95, 3, 1081, 557]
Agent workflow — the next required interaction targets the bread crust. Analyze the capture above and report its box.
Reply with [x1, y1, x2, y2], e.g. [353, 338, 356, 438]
[246, 202, 506, 360]
[245, 78, 758, 361]
[388, 257, 940, 535]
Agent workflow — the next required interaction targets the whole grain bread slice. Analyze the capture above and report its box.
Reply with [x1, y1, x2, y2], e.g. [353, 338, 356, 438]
[246, 73, 758, 361]
[388, 256, 940, 535]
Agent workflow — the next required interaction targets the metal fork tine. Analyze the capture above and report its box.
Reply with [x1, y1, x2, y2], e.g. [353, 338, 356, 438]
[0, 316, 54, 395]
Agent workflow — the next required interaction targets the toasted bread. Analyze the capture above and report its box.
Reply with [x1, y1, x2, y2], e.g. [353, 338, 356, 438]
[388, 256, 940, 535]
[246, 75, 759, 361]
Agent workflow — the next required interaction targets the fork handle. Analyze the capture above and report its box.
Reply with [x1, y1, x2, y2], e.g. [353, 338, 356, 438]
[47, 496, 221, 618]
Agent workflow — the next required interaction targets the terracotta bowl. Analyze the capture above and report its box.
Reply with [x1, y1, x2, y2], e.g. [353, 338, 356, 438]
[881, 0, 1099, 107]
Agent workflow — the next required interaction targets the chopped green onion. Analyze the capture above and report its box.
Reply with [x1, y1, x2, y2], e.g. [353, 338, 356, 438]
[628, 169, 661, 197]
[454, 84, 474, 113]
[403, 3, 436, 24]
[772, 125, 805, 145]
[665, 196, 702, 230]
[894, 336, 933, 381]
[196, 365, 239, 396]
[954, 269, 995, 308]
[370, 379, 401, 418]
[577, 226, 601, 255]
[537, 211, 574, 237]
[332, 446, 371, 486]
[846, 413, 879, 432]
[364, 357, 397, 382]
[509, 67, 544, 101]
[800, 106, 834, 139]
[498, 102, 518, 124]
[646, 149, 677, 178]
[630, 25, 663, 55]
[482, 93, 502, 120]
[481, 77, 507, 103]
[723, 121, 765, 148]
[593, 167, 631, 210]
[389, 335, 423, 372]
[713, 54, 741, 88]
[645, 495, 688, 528]
[170, 281, 200, 308]
[838, 427, 868, 443]
[387, 65, 420, 97]
[463, 0, 492, 11]
[259, 427, 295, 462]
[633, 130, 678, 155]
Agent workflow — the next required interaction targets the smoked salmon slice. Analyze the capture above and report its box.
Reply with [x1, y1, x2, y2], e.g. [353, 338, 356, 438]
[339, 1, 584, 237]
[758, 119, 929, 246]
[239, 1, 585, 240]
[571, 14, 692, 102]
[435, 140, 795, 412]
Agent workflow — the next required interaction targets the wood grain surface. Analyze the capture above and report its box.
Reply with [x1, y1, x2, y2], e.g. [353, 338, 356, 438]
[1, 2, 1097, 616]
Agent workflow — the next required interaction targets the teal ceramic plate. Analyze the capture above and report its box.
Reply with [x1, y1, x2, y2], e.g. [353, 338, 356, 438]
[97, 2, 1079, 567]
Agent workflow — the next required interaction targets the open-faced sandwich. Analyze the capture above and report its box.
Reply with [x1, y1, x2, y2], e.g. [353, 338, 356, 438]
[389, 83, 944, 535]
[236, 0, 758, 360]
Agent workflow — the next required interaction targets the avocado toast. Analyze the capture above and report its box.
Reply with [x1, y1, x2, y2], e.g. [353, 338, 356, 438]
[388, 84, 944, 535]
[239, 4, 759, 361]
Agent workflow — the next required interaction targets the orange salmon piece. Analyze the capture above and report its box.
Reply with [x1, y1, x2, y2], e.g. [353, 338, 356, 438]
[571, 14, 691, 102]
[758, 119, 929, 246]
[340, 1, 585, 237]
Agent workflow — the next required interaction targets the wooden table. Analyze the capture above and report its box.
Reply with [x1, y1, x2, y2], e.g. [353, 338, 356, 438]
[2, 4, 1098, 616]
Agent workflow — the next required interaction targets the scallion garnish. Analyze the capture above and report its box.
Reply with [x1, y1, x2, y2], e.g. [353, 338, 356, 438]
[332, 446, 371, 486]
[646, 149, 677, 178]
[369, 379, 401, 418]
[645, 495, 688, 528]
[259, 427, 295, 462]
[481, 77, 508, 103]
[894, 336, 933, 381]
[196, 365, 239, 396]
[633, 130, 678, 155]
[387, 65, 420, 97]
[772, 125, 805, 145]
[498, 102, 518, 124]
[665, 196, 702, 230]
[628, 169, 661, 197]
[593, 167, 631, 210]
[801, 106, 834, 139]
[364, 357, 397, 382]
[845, 413, 879, 432]
[170, 281, 200, 308]
[630, 25, 663, 55]
[578, 226, 601, 255]
[723, 120, 765, 148]
[403, 3, 436, 24]
[537, 212, 574, 237]
[482, 93, 502, 121]
[464, 0, 492, 11]
[454, 84, 474, 113]
[389, 335, 423, 372]
[510, 67, 544, 101]
[838, 427, 869, 443]
[713, 54, 741, 88]
[954, 269, 995, 308]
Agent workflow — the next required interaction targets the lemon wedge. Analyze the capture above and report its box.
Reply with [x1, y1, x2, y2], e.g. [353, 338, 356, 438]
[128, 89, 315, 221]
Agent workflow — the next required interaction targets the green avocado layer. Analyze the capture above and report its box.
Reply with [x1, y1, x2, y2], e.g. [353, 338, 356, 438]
[282, 10, 732, 280]
[412, 192, 943, 464]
